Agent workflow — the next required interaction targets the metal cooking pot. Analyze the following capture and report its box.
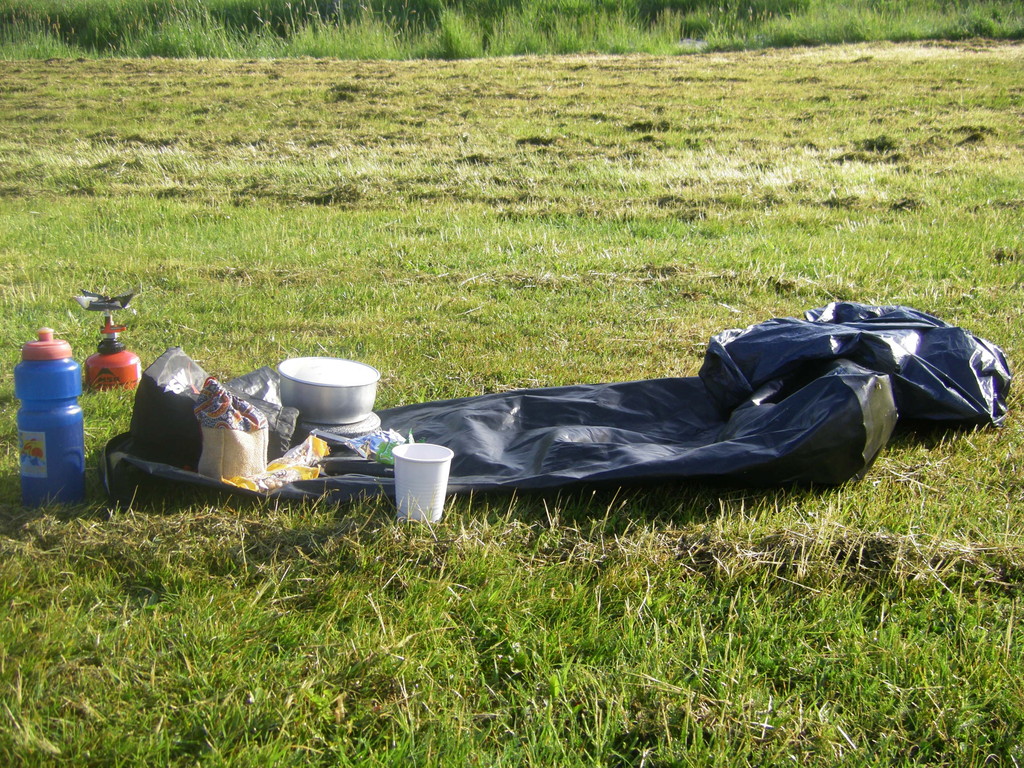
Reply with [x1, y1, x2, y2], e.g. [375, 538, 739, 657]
[278, 357, 380, 425]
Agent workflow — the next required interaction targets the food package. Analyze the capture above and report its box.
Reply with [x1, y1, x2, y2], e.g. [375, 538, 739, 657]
[332, 428, 409, 465]
[224, 434, 330, 493]
[194, 377, 268, 480]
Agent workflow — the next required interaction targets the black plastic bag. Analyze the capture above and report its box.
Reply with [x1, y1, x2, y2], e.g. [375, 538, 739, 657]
[122, 349, 298, 471]
[127, 347, 206, 470]
[101, 303, 1011, 507]
[702, 302, 1010, 425]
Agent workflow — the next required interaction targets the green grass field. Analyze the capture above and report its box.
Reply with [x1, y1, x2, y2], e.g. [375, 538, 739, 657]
[1, 0, 1023, 58]
[1, 41, 1023, 765]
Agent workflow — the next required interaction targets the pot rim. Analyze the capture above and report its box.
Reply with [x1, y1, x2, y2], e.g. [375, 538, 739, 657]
[278, 357, 381, 389]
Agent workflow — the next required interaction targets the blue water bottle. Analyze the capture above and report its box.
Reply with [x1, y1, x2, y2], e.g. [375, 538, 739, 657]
[15, 328, 86, 506]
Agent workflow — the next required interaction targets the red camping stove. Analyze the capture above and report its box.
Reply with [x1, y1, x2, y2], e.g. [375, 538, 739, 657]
[76, 289, 142, 391]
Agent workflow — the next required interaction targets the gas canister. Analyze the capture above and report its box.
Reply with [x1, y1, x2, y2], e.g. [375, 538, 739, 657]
[75, 289, 141, 390]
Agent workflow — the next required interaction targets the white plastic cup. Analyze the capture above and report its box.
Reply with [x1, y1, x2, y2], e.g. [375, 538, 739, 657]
[393, 443, 454, 523]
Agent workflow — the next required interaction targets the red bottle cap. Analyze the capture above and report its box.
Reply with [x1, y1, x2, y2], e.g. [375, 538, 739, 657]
[22, 328, 73, 361]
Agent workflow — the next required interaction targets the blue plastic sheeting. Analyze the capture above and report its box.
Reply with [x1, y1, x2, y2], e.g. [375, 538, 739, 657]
[101, 303, 1011, 506]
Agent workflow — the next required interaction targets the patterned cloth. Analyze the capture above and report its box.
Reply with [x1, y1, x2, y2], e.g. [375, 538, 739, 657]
[194, 377, 267, 432]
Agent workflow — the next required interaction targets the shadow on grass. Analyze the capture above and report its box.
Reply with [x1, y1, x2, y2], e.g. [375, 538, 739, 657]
[5, 415, 1010, 603]
[477, 478, 843, 530]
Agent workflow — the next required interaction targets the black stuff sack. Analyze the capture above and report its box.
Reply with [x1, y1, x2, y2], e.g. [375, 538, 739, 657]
[128, 347, 207, 470]
[127, 348, 298, 471]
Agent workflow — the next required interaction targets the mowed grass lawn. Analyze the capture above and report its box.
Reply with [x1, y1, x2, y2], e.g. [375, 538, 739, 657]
[1, 42, 1023, 765]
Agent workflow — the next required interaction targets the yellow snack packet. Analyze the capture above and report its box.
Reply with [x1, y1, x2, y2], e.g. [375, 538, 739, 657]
[224, 435, 329, 493]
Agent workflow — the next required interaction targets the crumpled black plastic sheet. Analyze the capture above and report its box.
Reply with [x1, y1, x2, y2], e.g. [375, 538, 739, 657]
[100, 303, 1011, 506]
[702, 303, 1010, 425]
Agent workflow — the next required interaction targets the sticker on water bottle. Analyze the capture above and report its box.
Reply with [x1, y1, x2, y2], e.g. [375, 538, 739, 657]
[19, 431, 47, 478]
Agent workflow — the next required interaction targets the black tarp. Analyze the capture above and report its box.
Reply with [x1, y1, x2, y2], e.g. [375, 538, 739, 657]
[100, 303, 1011, 507]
